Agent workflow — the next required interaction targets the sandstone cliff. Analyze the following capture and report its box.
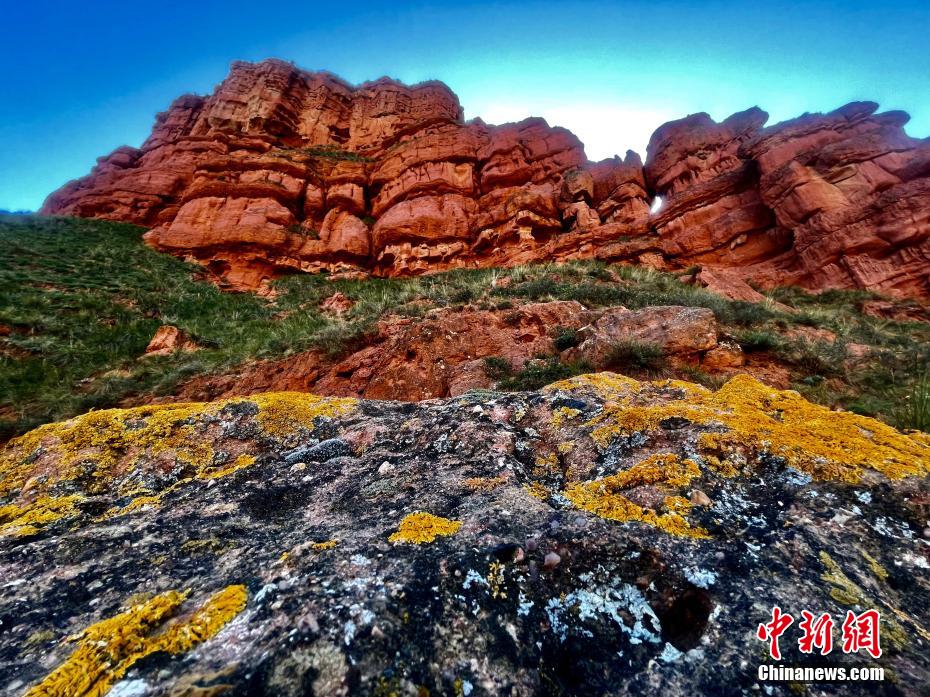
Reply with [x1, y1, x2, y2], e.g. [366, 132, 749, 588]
[43, 59, 930, 299]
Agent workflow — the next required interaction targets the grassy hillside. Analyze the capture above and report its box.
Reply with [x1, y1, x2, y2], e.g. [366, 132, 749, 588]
[1, 214, 928, 440]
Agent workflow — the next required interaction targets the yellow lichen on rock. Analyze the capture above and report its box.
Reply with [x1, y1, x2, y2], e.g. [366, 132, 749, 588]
[463, 476, 508, 493]
[598, 453, 701, 489]
[819, 551, 868, 606]
[241, 392, 357, 438]
[545, 372, 641, 401]
[580, 373, 929, 483]
[389, 512, 462, 544]
[24, 585, 247, 697]
[524, 482, 550, 500]
[0, 494, 83, 537]
[563, 453, 709, 538]
[0, 392, 357, 535]
[205, 453, 257, 480]
[551, 406, 580, 428]
[311, 540, 338, 551]
[0, 401, 217, 500]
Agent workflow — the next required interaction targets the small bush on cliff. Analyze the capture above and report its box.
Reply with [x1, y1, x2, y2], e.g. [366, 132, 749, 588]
[553, 327, 580, 351]
[775, 338, 845, 377]
[500, 358, 593, 391]
[603, 340, 665, 376]
[736, 329, 782, 353]
[483, 355, 592, 392]
[482, 356, 513, 381]
[301, 145, 376, 162]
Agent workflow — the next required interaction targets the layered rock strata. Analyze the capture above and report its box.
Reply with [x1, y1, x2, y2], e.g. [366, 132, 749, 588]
[43, 60, 930, 298]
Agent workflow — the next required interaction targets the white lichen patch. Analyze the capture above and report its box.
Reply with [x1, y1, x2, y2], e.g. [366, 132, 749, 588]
[683, 567, 717, 589]
[546, 581, 662, 645]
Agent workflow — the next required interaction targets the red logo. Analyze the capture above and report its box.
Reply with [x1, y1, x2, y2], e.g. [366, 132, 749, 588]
[757, 606, 794, 660]
[798, 611, 835, 655]
[841, 609, 882, 659]
[755, 607, 882, 659]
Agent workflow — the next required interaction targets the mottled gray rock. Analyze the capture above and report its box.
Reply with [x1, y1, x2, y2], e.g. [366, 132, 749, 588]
[1, 374, 929, 696]
[285, 438, 354, 464]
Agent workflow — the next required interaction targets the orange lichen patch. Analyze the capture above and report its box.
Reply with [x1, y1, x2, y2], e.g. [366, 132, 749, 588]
[524, 482, 550, 500]
[239, 392, 357, 438]
[545, 372, 640, 401]
[311, 540, 338, 551]
[908, 430, 930, 449]
[24, 585, 247, 697]
[597, 453, 701, 489]
[532, 452, 560, 479]
[463, 476, 508, 493]
[563, 453, 709, 538]
[565, 480, 708, 538]
[0, 392, 356, 535]
[551, 406, 581, 428]
[0, 401, 218, 501]
[584, 374, 930, 483]
[205, 453, 256, 480]
[0, 494, 83, 537]
[389, 512, 462, 544]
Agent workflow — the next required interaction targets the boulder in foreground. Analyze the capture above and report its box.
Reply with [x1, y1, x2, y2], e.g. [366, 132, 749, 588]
[2, 374, 929, 694]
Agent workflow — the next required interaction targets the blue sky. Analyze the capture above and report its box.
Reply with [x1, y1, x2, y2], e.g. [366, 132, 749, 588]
[1, 0, 928, 211]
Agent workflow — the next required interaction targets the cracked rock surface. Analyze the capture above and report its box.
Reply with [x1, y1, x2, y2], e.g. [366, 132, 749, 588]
[1, 374, 929, 696]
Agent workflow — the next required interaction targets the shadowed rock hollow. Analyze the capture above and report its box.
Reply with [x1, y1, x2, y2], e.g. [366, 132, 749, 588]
[2, 374, 929, 695]
[42, 59, 930, 300]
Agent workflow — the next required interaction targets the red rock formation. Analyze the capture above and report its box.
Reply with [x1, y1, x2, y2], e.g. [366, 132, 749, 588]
[158, 301, 753, 403]
[43, 59, 930, 299]
[143, 326, 198, 357]
[43, 59, 648, 289]
[646, 102, 930, 299]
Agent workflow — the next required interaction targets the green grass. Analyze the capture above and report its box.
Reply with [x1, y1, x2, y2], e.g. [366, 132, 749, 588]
[552, 327, 580, 351]
[735, 329, 783, 353]
[764, 286, 930, 431]
[483, 355, 593, 392]
[299, 145, 376, 162]
[894, 372, 930, 432]
[603, 340, 666, 376]
[2, 214, 928, 439]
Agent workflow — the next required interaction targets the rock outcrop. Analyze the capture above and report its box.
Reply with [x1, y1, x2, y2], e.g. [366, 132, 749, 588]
[43, 59, 930, 299]
[155, 302, 754, 404]
[647, 103, 930, 300]
[143, 325, 198, 357]
[2, 374, 929, 695]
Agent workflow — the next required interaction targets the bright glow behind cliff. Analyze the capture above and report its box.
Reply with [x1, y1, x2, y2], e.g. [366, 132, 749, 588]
[2, 0, 929, 211]
[476, 102, 679, 163]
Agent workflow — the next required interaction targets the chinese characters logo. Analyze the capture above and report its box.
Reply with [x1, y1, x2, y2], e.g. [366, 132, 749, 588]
[756, 606, 881, 660]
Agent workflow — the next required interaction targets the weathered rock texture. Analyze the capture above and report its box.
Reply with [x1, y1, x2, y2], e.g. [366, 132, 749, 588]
[42, 59, 930, 299]
[158, 301, 755, 404]
[143, 325, 198, 357]
[2, 374, 929, 695]
[646, 103, 930, 300]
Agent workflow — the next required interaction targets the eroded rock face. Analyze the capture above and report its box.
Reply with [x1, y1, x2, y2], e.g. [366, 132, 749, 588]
[143, 325, 198, 357]
[646, 102, 930, 299]
[42, 60, 652, 290]
[2, 375, 929, 695]
[159, 302, 749, 403]
[43, 60, 930, 299]
[569, 306, 719, 368]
